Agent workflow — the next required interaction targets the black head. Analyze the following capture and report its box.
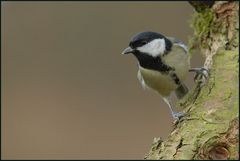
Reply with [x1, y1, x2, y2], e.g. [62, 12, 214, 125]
[122, 31, 172, 56]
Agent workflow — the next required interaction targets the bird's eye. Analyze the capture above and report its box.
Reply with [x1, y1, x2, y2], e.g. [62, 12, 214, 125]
[141, 41, 147, 45]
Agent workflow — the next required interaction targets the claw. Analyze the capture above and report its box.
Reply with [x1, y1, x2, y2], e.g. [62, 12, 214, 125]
[172, 111, 186, 120]
[163, 97, 187, 121]
[189, 67, 209, 86]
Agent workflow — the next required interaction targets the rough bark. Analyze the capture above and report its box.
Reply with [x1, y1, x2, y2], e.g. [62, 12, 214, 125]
[145, 1, 239, 160]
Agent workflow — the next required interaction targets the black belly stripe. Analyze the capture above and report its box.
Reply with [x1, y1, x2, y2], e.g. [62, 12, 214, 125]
[170, 72, 181, 85]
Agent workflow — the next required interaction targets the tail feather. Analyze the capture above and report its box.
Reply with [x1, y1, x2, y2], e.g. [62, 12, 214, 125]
[175, 83, 188, 99]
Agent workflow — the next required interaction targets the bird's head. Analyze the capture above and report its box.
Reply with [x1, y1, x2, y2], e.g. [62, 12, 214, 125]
[122, 31, 172, 58]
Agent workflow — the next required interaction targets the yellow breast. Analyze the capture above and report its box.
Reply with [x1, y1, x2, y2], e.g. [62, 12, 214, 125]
[139, 66, 178, 97]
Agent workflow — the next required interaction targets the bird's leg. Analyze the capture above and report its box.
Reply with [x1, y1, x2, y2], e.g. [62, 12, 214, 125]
[162, 96, 185, 120]
[189, 67, 209, 86]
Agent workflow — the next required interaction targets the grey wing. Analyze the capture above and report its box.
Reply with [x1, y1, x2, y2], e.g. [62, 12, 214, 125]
[167, 36, 188, 53]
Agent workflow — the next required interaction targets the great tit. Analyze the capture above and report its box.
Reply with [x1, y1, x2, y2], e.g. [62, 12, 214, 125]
[122, 31, 207, 120]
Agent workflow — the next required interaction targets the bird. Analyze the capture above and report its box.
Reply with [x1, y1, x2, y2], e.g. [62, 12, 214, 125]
[121, 31, 208, 120]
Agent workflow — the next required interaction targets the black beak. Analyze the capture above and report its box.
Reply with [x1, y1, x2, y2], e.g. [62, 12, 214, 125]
[121, 46, 134, 55]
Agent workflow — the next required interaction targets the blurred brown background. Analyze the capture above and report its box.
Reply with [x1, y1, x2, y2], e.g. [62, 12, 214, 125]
[1, 2, 204, 159]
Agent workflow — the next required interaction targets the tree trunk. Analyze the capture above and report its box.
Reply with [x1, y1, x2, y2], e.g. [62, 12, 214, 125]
[144, 1, 239, 160]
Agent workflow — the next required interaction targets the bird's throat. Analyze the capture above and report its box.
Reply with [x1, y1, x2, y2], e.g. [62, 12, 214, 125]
[133, 52, 173, 73]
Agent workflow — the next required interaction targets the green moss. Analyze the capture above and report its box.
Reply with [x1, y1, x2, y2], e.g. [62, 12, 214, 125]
[189, 7, 236, 52]
[190, 9, 215, 48]
[191, 9, 214, 37]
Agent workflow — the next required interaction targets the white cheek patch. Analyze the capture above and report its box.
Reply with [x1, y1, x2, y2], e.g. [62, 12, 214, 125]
[137, 38, 166, 57]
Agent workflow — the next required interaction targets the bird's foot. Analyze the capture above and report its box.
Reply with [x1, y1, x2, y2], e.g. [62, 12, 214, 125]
[172, 111, 186, 120]
[189, 67, 209, 87]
